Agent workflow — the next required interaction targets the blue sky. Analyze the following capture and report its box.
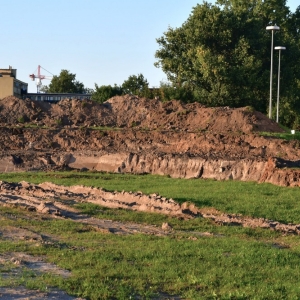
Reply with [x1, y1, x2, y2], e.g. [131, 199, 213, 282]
[1, 0, 299, 93]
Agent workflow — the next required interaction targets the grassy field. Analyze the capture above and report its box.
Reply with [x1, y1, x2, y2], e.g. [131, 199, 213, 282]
[2, 171, 300, 224]
[1, 172, 300, 299]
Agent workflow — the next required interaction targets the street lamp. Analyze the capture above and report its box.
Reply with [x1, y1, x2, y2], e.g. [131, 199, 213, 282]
[274, 46, 286, 123]
[266, 25, 280, 119]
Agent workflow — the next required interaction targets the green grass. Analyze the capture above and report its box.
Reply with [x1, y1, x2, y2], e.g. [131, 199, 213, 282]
[261, 132, 300, 140]
[1, 207, 300, 299]
[89, 126, 122, 131]
[2, 172, 300, 298]
[259, 130, 300, 141]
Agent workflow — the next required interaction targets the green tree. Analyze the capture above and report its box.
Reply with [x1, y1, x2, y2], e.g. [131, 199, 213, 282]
[84, 87, 94, 94]
[44, 70, 86, 93]
[155, 0, 300, 124]
[91, 84, 122, 103]
[154, 81, 193, 102]
[121, 74, 150, 96]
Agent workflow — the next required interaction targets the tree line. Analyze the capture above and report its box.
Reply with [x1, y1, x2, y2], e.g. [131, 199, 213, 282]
[42, 0, 300, 128]
[42, 70, 187, 104]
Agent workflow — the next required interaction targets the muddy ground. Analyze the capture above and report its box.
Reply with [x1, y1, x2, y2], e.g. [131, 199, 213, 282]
[0, 95, 300, 298]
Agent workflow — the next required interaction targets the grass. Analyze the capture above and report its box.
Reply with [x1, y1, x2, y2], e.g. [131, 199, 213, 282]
[2, 171, 300, 224]
[2, 172, 300, 298]
[259, 124, 300, 141]
[0, 211, 300, 299]
[260, 131, 300, 141]
[89, 126, 122, 131]
[1, 207, 300, 299]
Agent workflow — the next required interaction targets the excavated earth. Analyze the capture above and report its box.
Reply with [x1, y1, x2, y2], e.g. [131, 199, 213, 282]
[1, 95, 300, 298]
[0, 95, 299, 187]
[1, 95, 300, 229]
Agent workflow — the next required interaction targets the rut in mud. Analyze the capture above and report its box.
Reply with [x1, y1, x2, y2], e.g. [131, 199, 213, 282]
[1, 180, 300, 236]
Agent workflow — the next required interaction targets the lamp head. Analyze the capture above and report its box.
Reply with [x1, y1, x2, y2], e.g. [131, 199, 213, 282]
[266, 25, 280, 31]
[274, 46, 286, 50]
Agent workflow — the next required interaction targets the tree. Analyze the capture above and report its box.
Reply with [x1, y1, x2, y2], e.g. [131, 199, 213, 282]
[84, 87, 94, 94]
[155, 0, 300, 124]
[91, 84, 122, 103]
[44, 70, 86, 93]
[121, 74, 149, 96]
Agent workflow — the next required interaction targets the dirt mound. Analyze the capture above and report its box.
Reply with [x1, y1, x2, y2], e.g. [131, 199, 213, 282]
[0, 96, 51, 124]
[0, 95, 283, 133]
[1, 95, 299, 187]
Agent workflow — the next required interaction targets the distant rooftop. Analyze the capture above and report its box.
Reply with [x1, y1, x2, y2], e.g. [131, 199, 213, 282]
[0, 66, 17, 78]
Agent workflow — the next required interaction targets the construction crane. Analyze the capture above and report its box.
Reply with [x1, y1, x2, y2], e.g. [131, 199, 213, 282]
[29, 65, 53, 93]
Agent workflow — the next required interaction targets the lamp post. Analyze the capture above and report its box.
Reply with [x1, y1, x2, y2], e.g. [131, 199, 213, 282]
[274, 46, 286, 123]
[266, 25, 280, 119]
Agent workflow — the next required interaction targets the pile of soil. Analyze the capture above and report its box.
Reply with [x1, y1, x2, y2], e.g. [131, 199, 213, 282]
[0, 95, 298, 188]
[0, 95, 283, 133]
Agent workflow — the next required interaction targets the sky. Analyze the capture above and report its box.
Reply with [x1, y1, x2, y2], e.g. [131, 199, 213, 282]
[1, 0, 299, 93]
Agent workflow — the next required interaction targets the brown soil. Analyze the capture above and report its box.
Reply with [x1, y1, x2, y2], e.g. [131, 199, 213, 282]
[0, 95, 284, 132]
[0, 95, 299, 187]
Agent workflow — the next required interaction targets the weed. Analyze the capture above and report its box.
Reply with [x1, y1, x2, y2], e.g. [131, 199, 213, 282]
[17, 116, 27, 123]
[55, 119, 63, 126]
[245, 105, 255, 112]
[131, 121, 137, 127]
[89, 126, 121, 131]
[48, 141, 56, 148]
[277, 151, 287, 158]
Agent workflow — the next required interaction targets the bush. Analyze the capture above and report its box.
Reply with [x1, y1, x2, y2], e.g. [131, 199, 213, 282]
[92, 84, 122, 104]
